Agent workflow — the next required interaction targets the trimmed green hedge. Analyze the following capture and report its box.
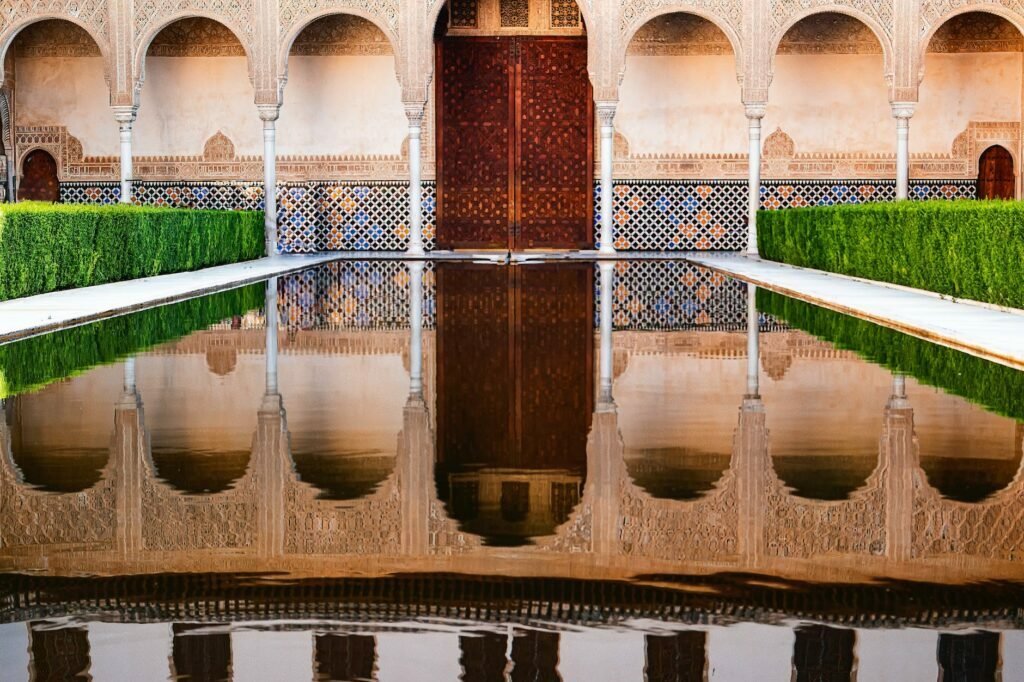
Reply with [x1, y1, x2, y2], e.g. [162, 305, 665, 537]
[0, 202, 264, 301]
[758, 288, 1024, 422]
[757, 201, 1024, 309]
[0, 283, 264, 398]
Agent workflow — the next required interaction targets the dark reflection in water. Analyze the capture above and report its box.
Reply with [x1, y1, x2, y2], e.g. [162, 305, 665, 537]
[435, 264, 592, 546]
[1, 260, 1024, 680]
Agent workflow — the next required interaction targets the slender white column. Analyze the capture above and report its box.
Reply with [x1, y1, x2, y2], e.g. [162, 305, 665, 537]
[113, 106, 137, 204]
[408, 261, 425, 396]
[5, 157, 14, 203]
[265, 277, 279, 395]
[746, 285, 759, 398]
[259, 105, 280, 255]
[406, 104, 426, 256]
[745, 104, 766, 255]
[598, 261, 615, 408]
[597, 102, 617, 254]
[892, 103, 915, 200]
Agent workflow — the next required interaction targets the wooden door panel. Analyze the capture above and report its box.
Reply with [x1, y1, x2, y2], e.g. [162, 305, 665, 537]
[19, 149, 59, 202]
[978, 145, 1015, 200]
[517, 39, 593, 249]
[437, 38, 514, 249]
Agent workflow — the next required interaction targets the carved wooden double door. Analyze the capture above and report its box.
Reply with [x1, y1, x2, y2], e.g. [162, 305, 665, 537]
[436, 37, 593, 250]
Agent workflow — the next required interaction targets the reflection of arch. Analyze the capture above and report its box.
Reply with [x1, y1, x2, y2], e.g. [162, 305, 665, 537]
[920, 422, 1024, 503]
[625, 448, 731, 501]
[291, 450, 395, 501]
[769, 9, 894, 84]
[977, 145, 1016, 200]
[133, 14, 257, 101]
[619, 9, 744, 83]
[205, 346, 239, 376]
[18, 149, 59, 202]
[277, 10, 401, 93]
[772, 453, 879, 501]
[149, 447, 251, 495]
[3, 396, 110, 493]
[920, 6, 1024, 79]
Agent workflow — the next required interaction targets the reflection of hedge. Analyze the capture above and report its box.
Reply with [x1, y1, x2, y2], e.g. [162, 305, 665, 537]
[757, 201, 1024, 309]
[0, 202, 264, 301]
[758, 288, 1024, 422]
[0, 283, 264, 398]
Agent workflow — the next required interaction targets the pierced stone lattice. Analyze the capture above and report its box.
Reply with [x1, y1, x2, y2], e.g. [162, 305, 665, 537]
[278, 181, 437, 253]
[449, 0, 479, 27]
[278, 261, 437, 332]
[500, 0, 530, 26]
[550, 0, 581, 27]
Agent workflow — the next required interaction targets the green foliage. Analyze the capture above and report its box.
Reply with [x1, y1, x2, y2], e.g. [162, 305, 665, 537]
[757, 201, 1024, 309]
[758, 288, 1024, 422]
[0, 283, 264, 398]
[0, 202, 264, 301]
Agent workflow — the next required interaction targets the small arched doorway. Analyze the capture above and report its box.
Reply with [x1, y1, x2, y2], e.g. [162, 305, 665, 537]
[18, 149, 59, 202]
[977, 145, 1015, 199]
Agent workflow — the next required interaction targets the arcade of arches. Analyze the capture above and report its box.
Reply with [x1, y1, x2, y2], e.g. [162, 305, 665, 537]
[0, 2, 1023, 253]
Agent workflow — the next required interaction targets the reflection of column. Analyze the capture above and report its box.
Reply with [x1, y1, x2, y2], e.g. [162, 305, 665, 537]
[315, 634, 376, 681]
[596, 102, 617, 254]
[598, 261, 615, 409]
[792, 625, 856, 680]
[265, 278, 278, 396]
[115, 356, 145, 557]
[892, 103, 915, 200]
[406, 104, 426, 256]
[736, 286, 767, 565]
[745, 104, 766, 255]
[882, 371, 915, 562]
[113, 106, 137, 204]
[171, 624, 231, 682]
[259, 105, 280, 255]
[408, 262, 425, 397]
[746, 285, 759, 398]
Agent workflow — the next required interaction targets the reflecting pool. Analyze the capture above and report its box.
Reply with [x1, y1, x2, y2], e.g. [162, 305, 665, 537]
[1, 260, 1023, 681]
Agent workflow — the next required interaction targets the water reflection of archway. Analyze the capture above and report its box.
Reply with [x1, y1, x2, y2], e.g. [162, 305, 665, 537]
[615, 341, 738, 501]
[144, 351, 260, 494]
[283, 345, 407, 501]
[4, 365, 120, 493]
[434, 264, 592, 545]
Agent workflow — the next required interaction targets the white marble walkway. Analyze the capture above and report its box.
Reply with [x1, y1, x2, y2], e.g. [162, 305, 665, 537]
[0, 254, 344, 343]
[685, 254, 1024, 371]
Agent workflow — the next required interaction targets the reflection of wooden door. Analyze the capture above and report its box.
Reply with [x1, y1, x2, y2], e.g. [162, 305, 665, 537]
[977, 145, 1015, 199]
[437, 37, 592, 249]
[19, 149, 59, 202]
[436, 263, 594, 471]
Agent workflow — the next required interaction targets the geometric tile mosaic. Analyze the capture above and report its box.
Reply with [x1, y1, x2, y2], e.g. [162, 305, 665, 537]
[62, 178, 975, 254]
[277, 181, 436, 253]
[277, 261, 437, 332]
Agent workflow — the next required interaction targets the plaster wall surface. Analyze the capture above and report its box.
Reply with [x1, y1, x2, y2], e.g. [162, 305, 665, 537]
[278, 55, 407, 156]
[915, 51, 1023, 153]
[15, 57, 117, 157]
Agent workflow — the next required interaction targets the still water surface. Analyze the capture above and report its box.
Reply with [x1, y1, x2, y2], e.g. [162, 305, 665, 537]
[1, 261, 1022, 681]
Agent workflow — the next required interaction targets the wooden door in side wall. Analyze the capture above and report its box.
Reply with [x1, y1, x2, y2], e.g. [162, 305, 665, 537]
[18, 149, 59, 202]
[977, 145, 1015, 200]
[436, 38, 515, 249]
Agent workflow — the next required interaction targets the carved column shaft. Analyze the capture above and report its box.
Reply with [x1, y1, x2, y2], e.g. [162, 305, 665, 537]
[746, 105, 766, 255]
[893, 103, 915, 200]
[597, 102, 617, 254]
[406, 104, 426, 256]
[113, 106, 137, 204]
[259, 106, 280, 255]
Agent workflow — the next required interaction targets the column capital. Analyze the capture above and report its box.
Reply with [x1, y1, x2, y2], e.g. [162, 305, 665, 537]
[595, 101, 617, 127]
[404, 102, 427, 127]
[744, 103, 767, 121]
[890, 101, 915, 121]
[112, 105, 138, 125]
[258, 104, 281, 123]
